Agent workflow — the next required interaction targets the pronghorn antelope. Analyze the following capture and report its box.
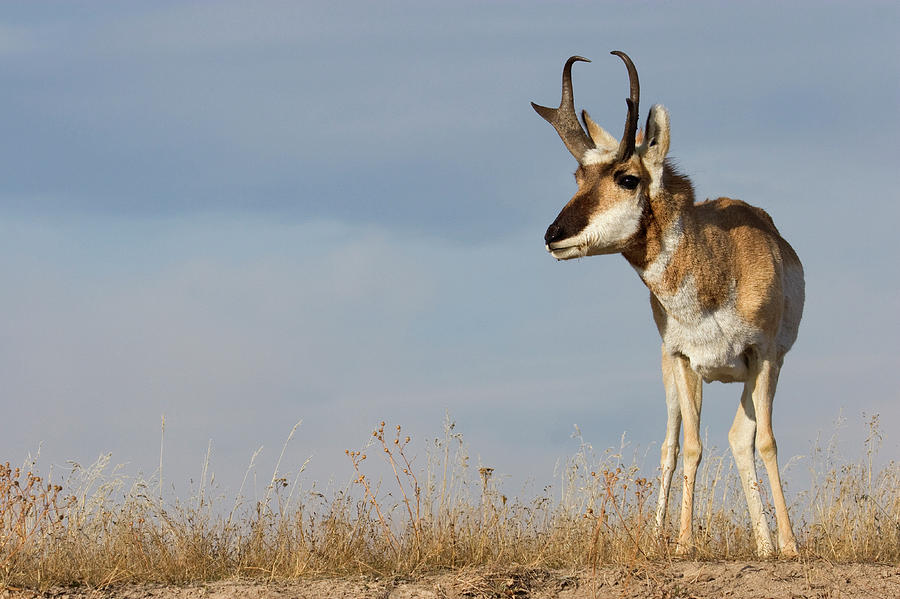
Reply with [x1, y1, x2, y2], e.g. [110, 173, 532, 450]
[533, 52, 804, 557]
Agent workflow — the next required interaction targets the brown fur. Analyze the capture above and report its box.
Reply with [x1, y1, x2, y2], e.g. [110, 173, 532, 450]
[622, 164, 800, 347]
[623, 161, 693, 272]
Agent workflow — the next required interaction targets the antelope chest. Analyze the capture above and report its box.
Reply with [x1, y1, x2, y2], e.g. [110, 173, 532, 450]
[652, 275, 761, 383]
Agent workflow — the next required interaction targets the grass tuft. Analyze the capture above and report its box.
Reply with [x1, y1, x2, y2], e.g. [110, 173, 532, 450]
[1, 414, 897, 590]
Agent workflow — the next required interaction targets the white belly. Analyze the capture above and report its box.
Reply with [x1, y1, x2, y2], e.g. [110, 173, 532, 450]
[655, 275, 760, 383]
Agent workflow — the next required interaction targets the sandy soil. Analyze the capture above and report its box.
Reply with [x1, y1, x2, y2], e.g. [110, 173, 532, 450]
[5, 562, 899, 599]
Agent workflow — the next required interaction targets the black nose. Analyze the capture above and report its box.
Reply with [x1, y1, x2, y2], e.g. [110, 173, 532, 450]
[545, 222, 564, 245]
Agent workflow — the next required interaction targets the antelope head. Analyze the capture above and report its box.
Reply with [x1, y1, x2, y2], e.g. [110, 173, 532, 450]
[534, 51, 670, 260]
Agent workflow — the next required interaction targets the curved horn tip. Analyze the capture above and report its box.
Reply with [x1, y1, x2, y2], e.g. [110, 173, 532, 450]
[531, 101, 554, 121]
[567, 55, 591, 64]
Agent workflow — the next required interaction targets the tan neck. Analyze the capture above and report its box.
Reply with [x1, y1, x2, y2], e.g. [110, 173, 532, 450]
[622, 163, 695, 282]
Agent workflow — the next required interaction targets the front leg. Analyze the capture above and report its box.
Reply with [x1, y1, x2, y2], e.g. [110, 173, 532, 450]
[671, 353, 703, 555]
[655, 347, 682, 536]
[750, 355, 798, 557]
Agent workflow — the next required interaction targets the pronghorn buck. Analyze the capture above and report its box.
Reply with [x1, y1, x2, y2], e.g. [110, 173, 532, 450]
[532, 52, 804, 557]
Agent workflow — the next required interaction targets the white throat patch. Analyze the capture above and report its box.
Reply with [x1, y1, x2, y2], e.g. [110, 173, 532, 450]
[633, 217, 683, 284]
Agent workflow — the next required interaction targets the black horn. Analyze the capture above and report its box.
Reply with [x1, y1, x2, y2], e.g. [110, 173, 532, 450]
[610, 51, 640, 162]
[532, 56, 596, 163]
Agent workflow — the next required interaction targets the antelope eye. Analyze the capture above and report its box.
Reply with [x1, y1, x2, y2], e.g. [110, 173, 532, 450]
[617, 175, 640, 190]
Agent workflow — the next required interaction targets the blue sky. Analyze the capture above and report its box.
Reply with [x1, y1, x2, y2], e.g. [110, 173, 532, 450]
[1, 2, 898, 499]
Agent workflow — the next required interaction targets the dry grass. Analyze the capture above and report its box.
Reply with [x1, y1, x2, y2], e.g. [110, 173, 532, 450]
[1, 414, 897, 590]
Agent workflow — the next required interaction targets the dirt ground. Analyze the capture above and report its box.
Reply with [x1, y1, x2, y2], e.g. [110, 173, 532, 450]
[4, 561, 899, 599]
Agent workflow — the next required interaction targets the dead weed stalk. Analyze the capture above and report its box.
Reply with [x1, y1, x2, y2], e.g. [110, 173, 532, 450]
[0, 414, 896, 590]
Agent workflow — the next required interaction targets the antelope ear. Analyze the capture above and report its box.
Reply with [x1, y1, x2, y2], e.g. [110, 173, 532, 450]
[582, 110, 618, 151]
[639, 105, 670, 196]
